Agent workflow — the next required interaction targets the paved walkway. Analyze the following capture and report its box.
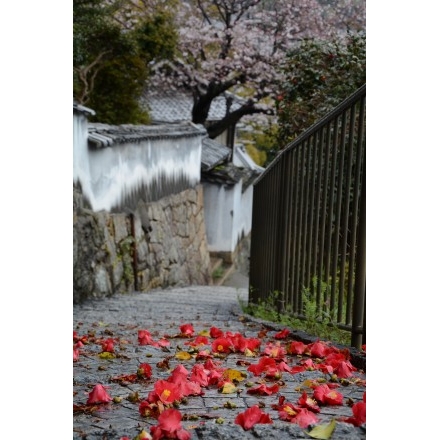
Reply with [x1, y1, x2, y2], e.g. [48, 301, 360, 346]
[73, 286, 366, 439]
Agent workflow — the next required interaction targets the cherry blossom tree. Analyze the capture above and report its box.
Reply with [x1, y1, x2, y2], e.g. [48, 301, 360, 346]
[148, 0, 366, 139]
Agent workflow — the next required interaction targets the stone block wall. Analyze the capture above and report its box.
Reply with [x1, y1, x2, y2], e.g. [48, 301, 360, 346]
[73, 184, 212, 303]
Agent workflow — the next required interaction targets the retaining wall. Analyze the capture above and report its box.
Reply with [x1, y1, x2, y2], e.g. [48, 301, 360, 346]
[73, 183, 212, 303]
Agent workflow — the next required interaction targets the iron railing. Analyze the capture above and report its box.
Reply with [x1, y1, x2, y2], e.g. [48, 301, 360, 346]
[249, 85, 366, 348]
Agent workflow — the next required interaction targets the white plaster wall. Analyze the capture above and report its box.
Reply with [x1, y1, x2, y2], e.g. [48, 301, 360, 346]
[74, 128, 202, 212]
[73, 112, 92, 196]
[203, 180, 254, 254]
[85, 138, 201, 211]
[235, 184, 254, 244]
[231, 180, 244, 250]
[203, 183, 235, 253]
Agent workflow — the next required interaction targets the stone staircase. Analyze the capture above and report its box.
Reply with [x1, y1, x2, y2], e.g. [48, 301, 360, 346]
[209, 256, 236, 286]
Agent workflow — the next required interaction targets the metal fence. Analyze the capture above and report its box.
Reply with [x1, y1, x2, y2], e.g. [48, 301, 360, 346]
[249, 85, 366, 348]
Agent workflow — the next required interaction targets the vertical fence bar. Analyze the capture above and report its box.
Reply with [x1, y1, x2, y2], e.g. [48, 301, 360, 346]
[275, 154, 290, 313]
[317, 123, 331, 312]
[284, 150, 295, 308]
[285, 153, 295, 310]
[339, 105, 356, 323]
[300, 137, 312, 298]
[330, 110, 347, 315]
[290, 147, 301, 313]
[298, 138, 310, 302]
[294, 143, 306, 313]
[305, 133, 318, 293]
[311, 128, 325, 299]
[351, 154, 366, 348]
[323, 118, 339, 317]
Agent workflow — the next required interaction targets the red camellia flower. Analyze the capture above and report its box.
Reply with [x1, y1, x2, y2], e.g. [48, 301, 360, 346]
[234, 405, 273, 430]
[210, 326, 224, 338]
[86, 384, 112, 405]
[195, 350, 212, 360]
[162, 365, 203, 398]
[100, 338, 115, 353]
[224, 332, 261, 354]
[212, 337, 234, 354]
[277, 361, 293, 373]
[139, 399, 160, 418]
[247, 383, 280, 395]
[150, 408, 191, 440]
[243, 337, 261, 352]
[274, 328, 290, 339]
[313, 384, 344, 405]
[73, 348, 80, 362]
[185, 335, 209, 347]
[152, 380, 183, 405]
[297, 392, 321, 413]
[341, 393, 366, 426]
[287, 340, 307, 355]
[278, 403, 319, 428]
[324, 352, 356, 378]
[308, 340, 332, 358]
[73, 331, 88, 345]
[179, 323, 195, 337]
[138, 329, 160, 347]
[263, 341, 287, 359]
[228, 333, 252, 353]
[247, 357, 277, 376]
[348, 401, 366, 426]
[333, 360, 356, 378]
[301, 358, 318, 371]
[202, 359, 225, 385]
[137, 363, 153, 379]
[190, 364, 210, 387]
[169, 364, 189, 382]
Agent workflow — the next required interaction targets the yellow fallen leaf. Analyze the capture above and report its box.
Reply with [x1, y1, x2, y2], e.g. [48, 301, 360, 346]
[222, 369, 247, 383]
[198, 329, 210, 336]
[98, 352, 115, 359]
[220, 382, 238, 394]
[244, 348, 257, 357]
[175, 351, 192, 360]
[306, 419, 336, 439]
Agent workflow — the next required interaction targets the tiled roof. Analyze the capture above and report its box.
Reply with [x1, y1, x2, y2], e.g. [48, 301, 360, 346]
[201, 137, 231, 171]
[201, 162, 261, 191]
[87, 122, 206, 148]
[142, 88, 245, 123]
[73, 101, 95, 116]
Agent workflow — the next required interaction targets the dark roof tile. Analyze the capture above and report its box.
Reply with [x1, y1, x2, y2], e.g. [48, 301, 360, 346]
[87, 122, 206, 148]
[142, 88, 245, 123]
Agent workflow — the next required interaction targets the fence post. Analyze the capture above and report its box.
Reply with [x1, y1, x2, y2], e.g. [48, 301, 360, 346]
[351, 160, 366, 348]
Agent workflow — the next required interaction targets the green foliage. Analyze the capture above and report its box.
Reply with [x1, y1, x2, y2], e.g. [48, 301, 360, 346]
[238, 122, 280, 167]
[118, 236, 135, 288]
[212, 266, 225, 279]
[241, 281, 350, 346]
[84, 37, 151, 124]
[134, 12, 178, 62]
[244, 144, 266, 167]
[276, 31, 366, 145]
[302, 277, 341, 337]
[73, 0, 177, 124]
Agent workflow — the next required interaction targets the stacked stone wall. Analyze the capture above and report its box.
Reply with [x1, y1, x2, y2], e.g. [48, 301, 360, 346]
[73, 184, 212, 303]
